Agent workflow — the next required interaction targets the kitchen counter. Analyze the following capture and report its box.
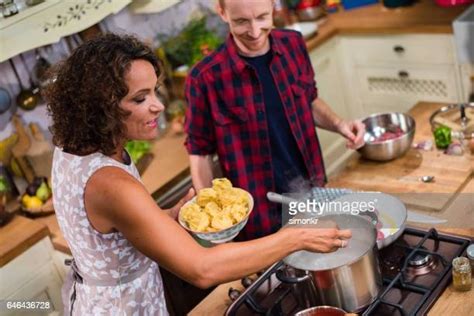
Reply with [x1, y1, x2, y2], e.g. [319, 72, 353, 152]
[306, 0, 468, 50]
[0, 215, 49, 267]
[0, 0, 470, 307]
[189, 101, 473, 315]
[189, 226, 473, 316]
[329, 102, 473, 224]
[0, 129, 187, 261]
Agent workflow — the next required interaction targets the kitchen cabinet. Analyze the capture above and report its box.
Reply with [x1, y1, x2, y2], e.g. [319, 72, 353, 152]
[309, 38, 355, 176]
[0, 0, 131, 62]
[339, 34, 466, 118]
[0, 237, 64, 315]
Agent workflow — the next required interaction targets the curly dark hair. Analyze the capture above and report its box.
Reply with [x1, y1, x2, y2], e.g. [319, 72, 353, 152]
[44, 33, 162, 156]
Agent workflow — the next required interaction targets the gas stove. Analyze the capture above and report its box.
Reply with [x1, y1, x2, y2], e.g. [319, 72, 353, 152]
[225, 227, 472, 316]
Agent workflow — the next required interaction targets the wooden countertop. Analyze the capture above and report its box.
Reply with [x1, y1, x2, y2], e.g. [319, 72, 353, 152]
[0, 215, 49, 267]
[329, 102, 473, 214]
[0, 129, 187, 261]
[189, 225, 473, 316]
[190, 101, 474, 315]
[306, 0, 468, 50]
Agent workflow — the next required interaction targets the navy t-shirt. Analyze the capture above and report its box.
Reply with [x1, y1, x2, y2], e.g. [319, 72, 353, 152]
[242, 50, 308, 193]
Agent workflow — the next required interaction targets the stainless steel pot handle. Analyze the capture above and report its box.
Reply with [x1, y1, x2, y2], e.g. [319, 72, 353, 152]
[275, 268, 311, 284]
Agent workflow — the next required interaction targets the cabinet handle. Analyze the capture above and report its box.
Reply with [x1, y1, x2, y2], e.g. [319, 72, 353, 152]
[398, 71, 409, 79]
[393, 45, 405, 53]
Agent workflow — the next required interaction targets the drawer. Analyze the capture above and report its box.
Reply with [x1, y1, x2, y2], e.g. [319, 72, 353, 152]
[343, 34, 455, 66]
[354, 65, 460, 116]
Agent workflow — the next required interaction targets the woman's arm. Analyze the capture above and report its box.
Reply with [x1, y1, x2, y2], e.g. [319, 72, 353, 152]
[85, 167, 350, 288]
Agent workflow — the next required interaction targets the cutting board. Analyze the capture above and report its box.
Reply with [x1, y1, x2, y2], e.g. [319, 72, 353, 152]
[10, 116, 53, 182]
[25, 123, 53, 179]
[328, 102, 473, 212]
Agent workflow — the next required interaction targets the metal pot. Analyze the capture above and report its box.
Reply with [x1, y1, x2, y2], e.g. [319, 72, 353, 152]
[295, 305, 347, 316]
[279, 214, 382, 313]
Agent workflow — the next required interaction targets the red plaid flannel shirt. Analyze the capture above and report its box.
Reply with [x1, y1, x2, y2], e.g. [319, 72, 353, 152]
[184, 29, 326, 240]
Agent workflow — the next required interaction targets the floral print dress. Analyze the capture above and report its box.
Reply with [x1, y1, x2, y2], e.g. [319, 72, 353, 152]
[52, 148, 168, 316]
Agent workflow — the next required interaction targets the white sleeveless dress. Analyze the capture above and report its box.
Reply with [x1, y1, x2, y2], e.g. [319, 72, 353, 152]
[52, 148, 168, 316]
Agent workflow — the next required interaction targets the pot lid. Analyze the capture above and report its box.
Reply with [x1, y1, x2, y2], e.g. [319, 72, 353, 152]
[284, 214, 376, 271]
[430, 103, 474, 139]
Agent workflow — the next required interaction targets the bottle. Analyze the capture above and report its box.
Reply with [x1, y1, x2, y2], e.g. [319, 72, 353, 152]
[452, 257, 472, 291]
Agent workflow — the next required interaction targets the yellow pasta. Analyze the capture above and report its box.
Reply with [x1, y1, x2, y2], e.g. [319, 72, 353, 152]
[212, 178, 232, 194]
[179, 178, 251, 232]
[196, 188, 218, 207]
[219, 187, 249, 208]
[204, 201, 221, 217]
[188, 212, 210, 232]
[211, 212, 234, 230]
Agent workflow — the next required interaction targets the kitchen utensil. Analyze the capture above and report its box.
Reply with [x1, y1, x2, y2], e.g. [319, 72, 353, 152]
[24, 123, 53, 178]
[267, 191, 408, 249]
[358, 112, 416, 161]
[32, 48, 51, 88]
[420, 175, 435, 183]
[19, 53, 41, 96]
[406, 209, 447, 224]
[430, 103, 474, 139]
[9, 59, 38, 111]
[0, 87, 11, 114]
[295, 305, 347, 316]
[279, 214, 382, 313]
[178, 192, 254, 244]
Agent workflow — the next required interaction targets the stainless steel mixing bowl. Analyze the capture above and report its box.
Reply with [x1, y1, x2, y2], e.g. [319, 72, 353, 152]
[358, 112, 416, 161]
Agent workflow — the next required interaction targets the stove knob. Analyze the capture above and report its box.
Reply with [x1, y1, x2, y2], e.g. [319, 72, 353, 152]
[241, 277, 253, 288]
[228, 287, 241, 301]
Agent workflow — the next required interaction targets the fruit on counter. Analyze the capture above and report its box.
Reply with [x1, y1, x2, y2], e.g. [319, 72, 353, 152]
[36, 182, 50, 201]
[22, 176, 52, 209]
[22, 195, 43, 209]
[433, 125, 452, 149]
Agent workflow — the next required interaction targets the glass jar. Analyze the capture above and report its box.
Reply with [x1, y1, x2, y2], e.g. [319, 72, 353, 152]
[452, 257, 472, 291]
[467, 244, 474, 275]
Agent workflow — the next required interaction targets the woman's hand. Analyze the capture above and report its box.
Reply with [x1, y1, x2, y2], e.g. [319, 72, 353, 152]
[287, 219, 352, 253]
[301, 226, 352, 253]
[166, 188, 195, 220]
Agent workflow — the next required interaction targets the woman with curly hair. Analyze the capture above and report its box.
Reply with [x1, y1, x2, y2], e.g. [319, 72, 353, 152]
[45, 33, 351, 315]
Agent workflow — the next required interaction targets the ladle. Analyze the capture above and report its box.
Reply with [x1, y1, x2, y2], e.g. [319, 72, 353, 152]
[9, 58, 38, 111]
[32, 47, 51, 87]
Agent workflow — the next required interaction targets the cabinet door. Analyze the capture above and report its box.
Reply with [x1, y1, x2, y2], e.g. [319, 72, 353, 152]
[355, 64, 460, 116]
[4, 263, 63, 315]
[309, 39, 353, 175]
[344, 34, 456, 66]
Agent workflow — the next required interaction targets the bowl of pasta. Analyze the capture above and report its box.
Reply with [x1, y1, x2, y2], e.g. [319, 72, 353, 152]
[178, 178, 254, 244]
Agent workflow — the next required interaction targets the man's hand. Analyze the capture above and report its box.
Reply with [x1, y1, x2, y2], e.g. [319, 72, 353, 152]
[336, 119, 366, 150]
[166, 188, 195, 220]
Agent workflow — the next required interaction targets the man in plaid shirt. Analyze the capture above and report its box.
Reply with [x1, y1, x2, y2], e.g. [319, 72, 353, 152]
[184, 0, 365, 240]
